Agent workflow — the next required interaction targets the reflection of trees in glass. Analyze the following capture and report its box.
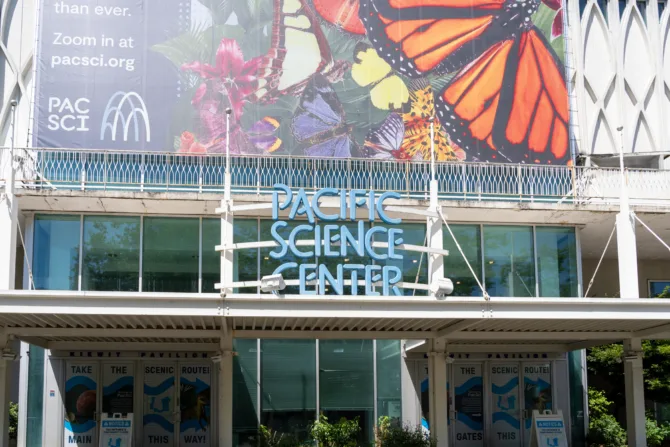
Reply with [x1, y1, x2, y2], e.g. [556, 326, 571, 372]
[143, 217, 199, 292]
[443, 225, 482, 297]
[536, 228, 578, 297]
[82, 216, 140, 291]
[233, 219, 260, 293]
[33, 215, 80, 291]
[484, 226, 536, 298]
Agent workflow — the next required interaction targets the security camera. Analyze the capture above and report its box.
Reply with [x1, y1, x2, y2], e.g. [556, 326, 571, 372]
[10, 100, 17, 107]
[431, 278, 454, 299]
[225, 108, 232, 115]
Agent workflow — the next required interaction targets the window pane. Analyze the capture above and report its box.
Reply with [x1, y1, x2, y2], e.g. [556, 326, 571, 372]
[536, 227, 578, 297]
[377, 223, 427, 296]
[202, 219, 220, 294]
[235, 219, 259, 293]
[484, 226, 536, 297]
[26, 346, 45, 447]
[261, 340, 316, 440]
[203, 219, 257, 293]
[82, 216, 140, 291]
[319, 340, 374, 444]
[650, 281, 670, 298]
[444, 225, 482, 297]
[143, 217, 199, 292]
[377, 340, 402, 423]
[234, 339, 258, 446]
[33, 215, 80, 290]
[568, 351, 586, 447]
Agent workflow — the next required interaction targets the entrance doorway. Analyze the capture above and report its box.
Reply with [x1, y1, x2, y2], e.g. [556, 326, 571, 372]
[62, 360, 212, 447]
[142, 362, 212, 447]
[64, 361, 135, 447]
[489, 362, 552, 447]
[420, 360, 554, 447]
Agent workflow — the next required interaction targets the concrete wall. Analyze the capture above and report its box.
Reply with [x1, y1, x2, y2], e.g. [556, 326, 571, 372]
[582, 259, 670, 298]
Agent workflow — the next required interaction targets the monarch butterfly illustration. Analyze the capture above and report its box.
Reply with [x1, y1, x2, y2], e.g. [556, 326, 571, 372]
[312, 0, 367, 35]
[358, 0, 570, 164]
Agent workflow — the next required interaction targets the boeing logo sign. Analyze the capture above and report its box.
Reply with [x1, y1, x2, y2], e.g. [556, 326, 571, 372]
[100, 91, 151, 143]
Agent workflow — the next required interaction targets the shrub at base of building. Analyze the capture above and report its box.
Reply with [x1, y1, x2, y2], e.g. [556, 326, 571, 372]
[376, 416, 436, 447]
[587, 387, 670, 447]
[310, 415, 362, 447]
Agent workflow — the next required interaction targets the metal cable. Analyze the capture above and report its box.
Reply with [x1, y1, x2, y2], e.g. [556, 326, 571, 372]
[634, 214, 670, 254]
[584, 224, 616, 298]
[437, 209, 489, 300]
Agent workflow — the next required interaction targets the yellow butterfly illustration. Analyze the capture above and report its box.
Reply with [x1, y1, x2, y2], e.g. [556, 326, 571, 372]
[352, 43, 410, 111]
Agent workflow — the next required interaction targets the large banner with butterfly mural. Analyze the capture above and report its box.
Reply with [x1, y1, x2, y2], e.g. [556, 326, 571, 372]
[33, 0, 570, 164]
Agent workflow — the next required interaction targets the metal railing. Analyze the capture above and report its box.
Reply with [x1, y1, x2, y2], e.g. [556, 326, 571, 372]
[2, 147, 670, 205]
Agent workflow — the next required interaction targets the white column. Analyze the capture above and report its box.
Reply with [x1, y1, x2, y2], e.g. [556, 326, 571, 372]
[0, 332, 17, 447]
[16, 341, 29, 447]
[0, 193, 18, 290]
[217, 334, 234, 447]
[220, 199, 234, 297]
[427, 180, 444, 288]
[428, 338, 448, 447]
[623, 338, 646, 447]
[616, 211, 639, 298]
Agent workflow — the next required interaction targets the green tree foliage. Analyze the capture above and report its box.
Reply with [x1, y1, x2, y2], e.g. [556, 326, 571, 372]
[310, 415, 361, 447]
[588, 286, 670, 410]
[376, 416, 436, 447]
[9, 402, 17, 440]
[586, 388, 627, 447]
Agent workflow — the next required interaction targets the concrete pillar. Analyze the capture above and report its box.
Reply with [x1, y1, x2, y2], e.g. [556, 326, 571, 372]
[0, 193, 18, 290]
[0, 332, 17, 447]
[616, 211, 639, 298]
[217, 334, 234, 447]
[220, 199, 234, 297]
[623, 338, 646, 447]
[428, 338, 448, 447]
[427, 180, 444, 289]
[16, 342, 29, 447]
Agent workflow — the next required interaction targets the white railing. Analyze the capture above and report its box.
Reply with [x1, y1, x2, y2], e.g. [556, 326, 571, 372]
[2, 147, 670, 205]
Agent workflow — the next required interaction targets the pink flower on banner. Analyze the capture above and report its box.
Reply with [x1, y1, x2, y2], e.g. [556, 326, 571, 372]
[542, 0, 564, 41]
[182, 38, 262, 121]
[178, 131, 207, 154]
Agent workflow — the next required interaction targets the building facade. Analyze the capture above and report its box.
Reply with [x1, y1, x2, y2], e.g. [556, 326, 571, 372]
[0, 0, 668, 446]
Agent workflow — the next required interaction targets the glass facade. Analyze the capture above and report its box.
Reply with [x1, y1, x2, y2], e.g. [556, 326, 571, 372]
[376, 340, 402, 422]
[484, 226, 536, 298]
[261, 340, 317, 440]
[142, 217, 199, 292]
[536, 227, 579, 297]
[226, 338, 401, 446]
[31, 215, 581, 298]
[568, 350, 587, 447]
[33, 215, 80, 290]
[320, 340, 375, 443]
[82, 216, 140, 291]
[201, 219, 221, 293]
[26, 346, 45, 447]
[444, 225, 483, 297]
[233, 339, 259, 446]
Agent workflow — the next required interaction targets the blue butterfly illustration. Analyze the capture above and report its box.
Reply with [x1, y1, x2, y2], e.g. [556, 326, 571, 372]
[291, 74, 354, 158]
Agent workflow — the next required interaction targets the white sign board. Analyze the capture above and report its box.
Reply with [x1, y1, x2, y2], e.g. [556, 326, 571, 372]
[530, 410, 568, 447]
[99, 415, 132, 447]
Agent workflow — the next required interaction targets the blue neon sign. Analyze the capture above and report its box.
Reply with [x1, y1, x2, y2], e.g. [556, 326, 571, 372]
[270, 184, 404, 296]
